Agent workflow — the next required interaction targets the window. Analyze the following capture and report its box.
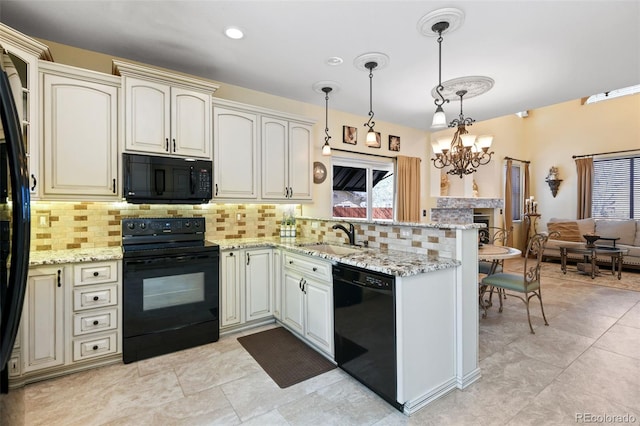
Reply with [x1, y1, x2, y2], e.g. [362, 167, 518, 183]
[592, 156, 639, 219]
[332, 158, 394, 221]
[505, 162, 523, 221]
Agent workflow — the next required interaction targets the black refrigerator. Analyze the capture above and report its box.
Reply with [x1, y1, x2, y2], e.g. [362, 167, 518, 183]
[0, 57, 31, 397]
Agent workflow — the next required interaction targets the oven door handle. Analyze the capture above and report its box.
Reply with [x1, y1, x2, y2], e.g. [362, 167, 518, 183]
[125, 254, 216, 266]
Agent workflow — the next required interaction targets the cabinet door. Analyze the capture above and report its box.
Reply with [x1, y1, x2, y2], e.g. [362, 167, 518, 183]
[288, 122, 313, 201]
[220, 251, 242, 328]
[23, 266, 65, 372]
[171, 88, 211, 158]
[304, 279, 333, 356]
[282, 271, 304, 335]
[124, 77, 170, 154]
[245, 249, 273, 321]
[213, 106, 258, 199]
[42, 73, 118, 198]
[261, 117, 289, 199]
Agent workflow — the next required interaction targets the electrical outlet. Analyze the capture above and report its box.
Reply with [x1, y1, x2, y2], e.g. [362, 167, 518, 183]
[311, 222, 319, 229]
[37, 213, 50, 228]
[236, 213, 242, 221]
[422, 209, 427, 217]
[400, 228, 411, 238]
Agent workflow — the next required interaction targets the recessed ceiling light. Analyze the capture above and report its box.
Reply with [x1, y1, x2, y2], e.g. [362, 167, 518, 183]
[224, 27, 244, 40]
[326, 56, 344, 66]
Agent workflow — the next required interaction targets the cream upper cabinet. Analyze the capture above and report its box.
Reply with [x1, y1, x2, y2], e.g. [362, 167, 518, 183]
[212, 105, 258, 199]
[261, 118, 313, 201]
[0, 23, 54, 199]
[40, 62, 119, 199]
[113, 60, 218, 159]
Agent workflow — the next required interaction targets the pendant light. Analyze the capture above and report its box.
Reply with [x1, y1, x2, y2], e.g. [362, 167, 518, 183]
[431, 21, 450, 129]
[364, 61, 378, 147]
[321, 87, 332, 156]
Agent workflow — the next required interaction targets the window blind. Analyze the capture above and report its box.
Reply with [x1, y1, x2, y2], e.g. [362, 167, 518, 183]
[592, 156, 639, 218]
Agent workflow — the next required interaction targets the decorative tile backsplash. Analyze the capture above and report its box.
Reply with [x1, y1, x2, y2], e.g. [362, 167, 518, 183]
[30, 202, 300, 251]
[30, 202, 459, 260]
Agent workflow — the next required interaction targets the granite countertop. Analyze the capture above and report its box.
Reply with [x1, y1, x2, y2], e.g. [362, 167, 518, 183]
[28, 238, 460, 277]
[210, 237, 460, 277]
[29, 247, 123, 266]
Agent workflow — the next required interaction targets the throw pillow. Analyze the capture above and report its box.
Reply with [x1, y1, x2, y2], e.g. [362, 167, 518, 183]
[547, 221, 583, 242]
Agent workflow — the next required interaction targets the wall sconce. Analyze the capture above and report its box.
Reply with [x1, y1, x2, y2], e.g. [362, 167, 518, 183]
[545, 166, 562, 198]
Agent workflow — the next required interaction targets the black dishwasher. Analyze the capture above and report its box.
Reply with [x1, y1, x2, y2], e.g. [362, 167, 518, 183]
[333, 263, 401, 411]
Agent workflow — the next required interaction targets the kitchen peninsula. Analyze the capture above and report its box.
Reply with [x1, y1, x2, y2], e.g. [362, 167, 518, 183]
[213, 217, 482, 414]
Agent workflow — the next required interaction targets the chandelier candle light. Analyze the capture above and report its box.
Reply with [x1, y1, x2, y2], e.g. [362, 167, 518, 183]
[431, 90, 494, 178]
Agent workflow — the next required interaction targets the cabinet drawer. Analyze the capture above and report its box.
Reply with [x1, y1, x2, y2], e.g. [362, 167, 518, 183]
[74, 261, 118, 286]
[73, 285, 118, 311]
[284, 252, 332, 282]
[73, 333, 117, 361]
[73, 308, 118, 336]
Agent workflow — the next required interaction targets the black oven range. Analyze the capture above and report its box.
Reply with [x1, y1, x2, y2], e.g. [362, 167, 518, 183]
[121, 217, 219, 364]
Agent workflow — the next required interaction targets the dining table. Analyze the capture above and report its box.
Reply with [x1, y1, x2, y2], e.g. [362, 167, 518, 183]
[478, 244, 522, 318]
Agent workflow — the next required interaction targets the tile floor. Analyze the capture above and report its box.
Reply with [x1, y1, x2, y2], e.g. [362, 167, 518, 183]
[7, 260, 640, 425]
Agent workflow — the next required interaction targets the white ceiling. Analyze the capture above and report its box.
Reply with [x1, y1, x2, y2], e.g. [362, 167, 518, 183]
[2, 1, 639, 130]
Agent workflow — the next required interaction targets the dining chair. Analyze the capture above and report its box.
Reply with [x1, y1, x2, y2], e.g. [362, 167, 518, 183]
[480, 232, 554, 334]
[478, 226, 512, 275]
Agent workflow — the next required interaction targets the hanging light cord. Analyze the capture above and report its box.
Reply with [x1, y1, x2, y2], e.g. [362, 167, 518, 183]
[434, 23, 449, 111]
[364, 62, 377, 131]
[323, 88, 331, 144]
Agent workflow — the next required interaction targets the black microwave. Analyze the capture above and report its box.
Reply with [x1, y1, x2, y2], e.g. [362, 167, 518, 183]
[123, 153, 212, 204]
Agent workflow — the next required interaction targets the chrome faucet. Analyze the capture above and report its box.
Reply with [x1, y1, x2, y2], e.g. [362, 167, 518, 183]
[332, 222, 356, 245]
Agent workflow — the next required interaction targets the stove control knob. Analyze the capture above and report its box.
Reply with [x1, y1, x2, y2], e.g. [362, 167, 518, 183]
[185, 221, 190, 228]
[140, 223, 146, 230]
[194, 221, 200, 228]
[127, 222, 135, 230]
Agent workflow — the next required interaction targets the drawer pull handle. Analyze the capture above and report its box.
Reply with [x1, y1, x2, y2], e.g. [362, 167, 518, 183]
[93, 320, 99, 326]
[289, 260, 294, 264]
[93, 296, 99, 301]
[57, 270, 61, 287]
[93, 271, 99, 277]
[92, 345, 99, 351]
[312, 267, 318, 272]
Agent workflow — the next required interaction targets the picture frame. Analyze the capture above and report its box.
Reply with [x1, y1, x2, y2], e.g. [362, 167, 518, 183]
[369, 131, 381, 148]
[343, 126, 357, 145]
[389, 135, 400, 152]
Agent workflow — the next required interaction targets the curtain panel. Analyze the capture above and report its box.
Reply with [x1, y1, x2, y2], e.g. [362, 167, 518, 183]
[504, 159, 514, 246]
[396, 156, 421, 222]
[575, 157, 593, 219]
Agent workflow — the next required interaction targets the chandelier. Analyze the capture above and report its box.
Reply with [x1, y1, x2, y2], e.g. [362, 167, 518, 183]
[431, 90, 494, 178]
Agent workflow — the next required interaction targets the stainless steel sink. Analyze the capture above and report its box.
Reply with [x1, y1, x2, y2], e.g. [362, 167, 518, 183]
[302, 243, 363, 256]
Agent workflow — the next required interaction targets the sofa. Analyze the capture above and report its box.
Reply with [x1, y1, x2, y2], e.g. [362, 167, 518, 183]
[543, 218, 640, 269]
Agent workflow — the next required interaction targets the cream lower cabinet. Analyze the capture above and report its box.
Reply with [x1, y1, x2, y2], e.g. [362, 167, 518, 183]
[220, 248, 273, 330]
[281, 252, 333, 357]
[22, 266, 66, 373]
[10, 260, 122, 388]
[40, 62, 120, 199]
